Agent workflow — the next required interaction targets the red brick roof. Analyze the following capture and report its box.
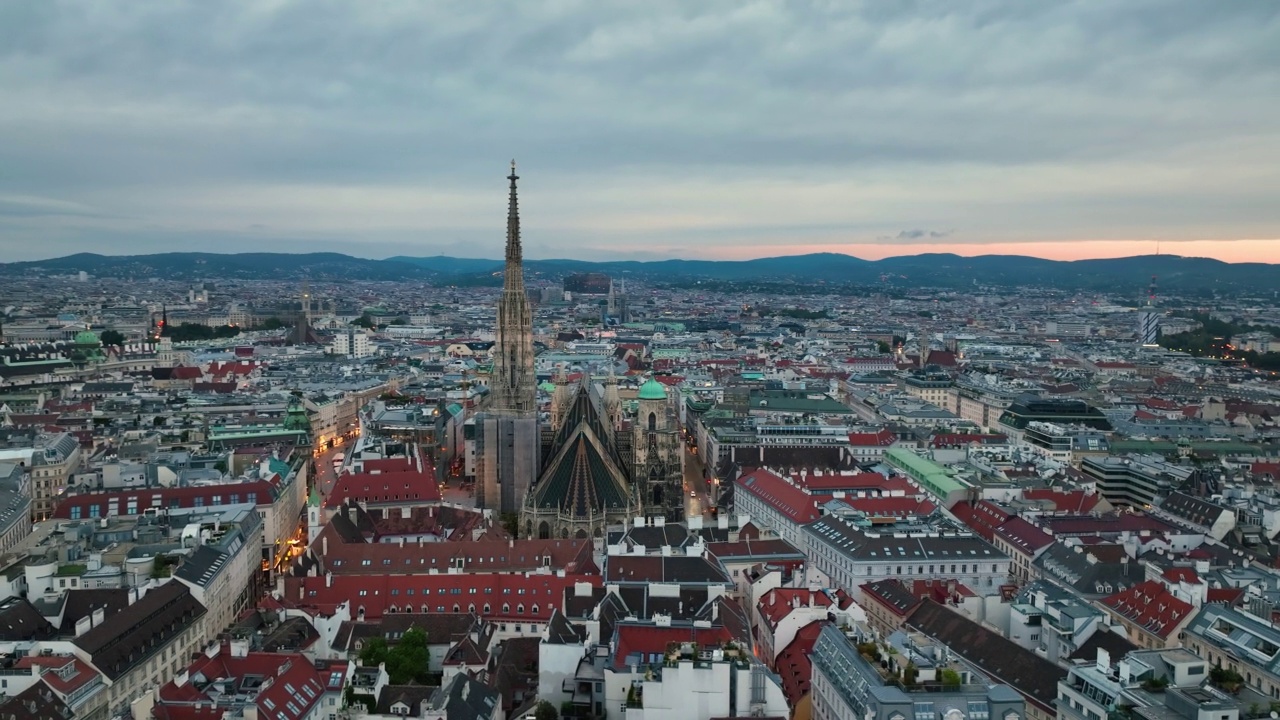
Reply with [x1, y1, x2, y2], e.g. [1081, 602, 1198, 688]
[1041, 513, 1176, 536]
[1100, 580, 1193, 640]
[313, 537, 595, 576]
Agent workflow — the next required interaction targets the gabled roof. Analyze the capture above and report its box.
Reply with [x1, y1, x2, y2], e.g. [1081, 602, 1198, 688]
[1100, 580, 1194, 640]
[324, 468, 442, 508]
[948, 500, 1012, 542]
[775, 620, 826, 705]
[74, 582, 207, 681]
[0, 597, 56, 641]
[735, 468, 821, 524]
[1160, 491, 1230, 528]
[993, 517, 1054, 555]
[907, 599, 1064, 712]
[604, 555, 732, 586]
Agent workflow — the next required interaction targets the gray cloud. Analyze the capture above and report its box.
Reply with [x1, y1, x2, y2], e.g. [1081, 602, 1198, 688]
[0, 1, 1278, 261]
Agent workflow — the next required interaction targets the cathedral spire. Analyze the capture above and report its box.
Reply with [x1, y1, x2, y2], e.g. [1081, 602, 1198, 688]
[506, 159, 521, 267]
[488, 161, 537, 416]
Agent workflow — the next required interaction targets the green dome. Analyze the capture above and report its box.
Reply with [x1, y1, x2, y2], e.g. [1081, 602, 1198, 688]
[73, 330, 100, 345]
[638, 378, 667, 400]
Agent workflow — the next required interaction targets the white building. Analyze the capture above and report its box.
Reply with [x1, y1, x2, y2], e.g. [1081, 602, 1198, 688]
[330, 328, 375, 359]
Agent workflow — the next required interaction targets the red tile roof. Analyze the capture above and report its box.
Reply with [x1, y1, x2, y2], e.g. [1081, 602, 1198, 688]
[756, 589, 837, 628]
[1161, 567, 1202, 585]
[948, 501, 1012, 542]
[847, 429, 898, 447]
[791, 471, 911, 494]
[775, 621, 826, 704]
[283, 572, 597, 622]
[1021, 489, 1105, 514]
[325, 469, 442, 508]
[736, 469, 823, 524]
[930, 433, 1008, 448]
[15, 655, 100, 696]
[312, 536, 595, 576]
[53, 480, 278, 519]
[993, 517, 1054, 555]
[155, 648, 343, 720]
[613, 624, 731, 668]
[844, 496, 937, 520]
[1100, 580, 1193, 640]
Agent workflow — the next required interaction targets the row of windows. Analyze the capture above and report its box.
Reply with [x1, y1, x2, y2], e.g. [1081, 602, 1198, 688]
[67, 493, 258, 518]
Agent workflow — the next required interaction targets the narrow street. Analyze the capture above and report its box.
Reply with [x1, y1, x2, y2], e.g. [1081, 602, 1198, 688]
[683, 443, 714, 520]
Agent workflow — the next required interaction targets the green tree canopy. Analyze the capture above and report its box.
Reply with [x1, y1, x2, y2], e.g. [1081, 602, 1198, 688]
[534, 700, 559, 720]
[100, 329, 126, 346]
[358, 627, 431, 685]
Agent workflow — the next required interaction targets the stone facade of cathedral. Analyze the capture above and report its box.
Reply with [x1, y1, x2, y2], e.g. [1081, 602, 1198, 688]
[519, 372, 684, 539]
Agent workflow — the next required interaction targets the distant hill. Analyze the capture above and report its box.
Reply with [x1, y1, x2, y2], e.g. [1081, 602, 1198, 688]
[1, 251, 1273, 294]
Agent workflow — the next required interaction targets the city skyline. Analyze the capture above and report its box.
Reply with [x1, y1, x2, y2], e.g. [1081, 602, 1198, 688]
[2, 2, 1278, 262]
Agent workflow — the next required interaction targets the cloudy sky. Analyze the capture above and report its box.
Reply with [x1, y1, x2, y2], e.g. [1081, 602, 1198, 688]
[2, 1, 1278, 263]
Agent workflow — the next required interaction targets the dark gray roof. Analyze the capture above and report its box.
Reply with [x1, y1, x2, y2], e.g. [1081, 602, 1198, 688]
[907, 599, 1065, 712]
[1034, 542, 1138, 599]
[544, 609, 587, 645]
[0, 597, 56, 641]
[376, 684, 437, 715]
[426, 673, 500, 720]
[804, 516, 1006, 562]
[73, 582, 206, 680]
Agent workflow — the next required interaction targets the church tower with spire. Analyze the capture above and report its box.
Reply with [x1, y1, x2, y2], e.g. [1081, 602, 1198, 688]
[477, 162, 541, 513]
[488, 161, 537, 414]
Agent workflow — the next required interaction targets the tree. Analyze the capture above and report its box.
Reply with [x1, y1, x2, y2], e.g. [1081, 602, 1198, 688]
[533, 700, 558, 720]
[940, 668, 961, 689]
[500, 512, 521, 538]
[359, 628, 431, 685]
[258, 317, 289, 330]
[100, 329, 126, 346]
[352, 313, 376, 329]
[876, 340, 891, 354]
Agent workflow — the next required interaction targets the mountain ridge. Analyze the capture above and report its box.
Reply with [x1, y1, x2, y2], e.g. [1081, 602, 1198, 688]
[1, 251, 1271, 293]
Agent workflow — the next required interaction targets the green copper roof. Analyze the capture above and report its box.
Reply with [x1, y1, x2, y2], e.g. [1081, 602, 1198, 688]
[638, 378, 667, 400]
[73, 330, 100, 345]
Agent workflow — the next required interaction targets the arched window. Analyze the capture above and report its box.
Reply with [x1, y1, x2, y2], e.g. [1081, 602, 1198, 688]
[421, 604, 429, 613]
[648, 412, 656, 432]
[517, 604, 525, 615]
[532, 604, 540, 615]
[453, 603, 460, 613]
[484, 603, 491, 614]
[503, 603, 510, 614]
[468, 603, 476, 613]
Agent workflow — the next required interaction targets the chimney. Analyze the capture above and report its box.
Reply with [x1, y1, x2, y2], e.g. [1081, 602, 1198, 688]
[321, 536, 328, 556]
[326, 572, 333, 588]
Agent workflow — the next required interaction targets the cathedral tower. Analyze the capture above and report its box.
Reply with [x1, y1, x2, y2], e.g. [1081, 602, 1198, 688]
[634, 378, 684, 521]
[488, 160, 537, 415]
[477, 162, 540, 513]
